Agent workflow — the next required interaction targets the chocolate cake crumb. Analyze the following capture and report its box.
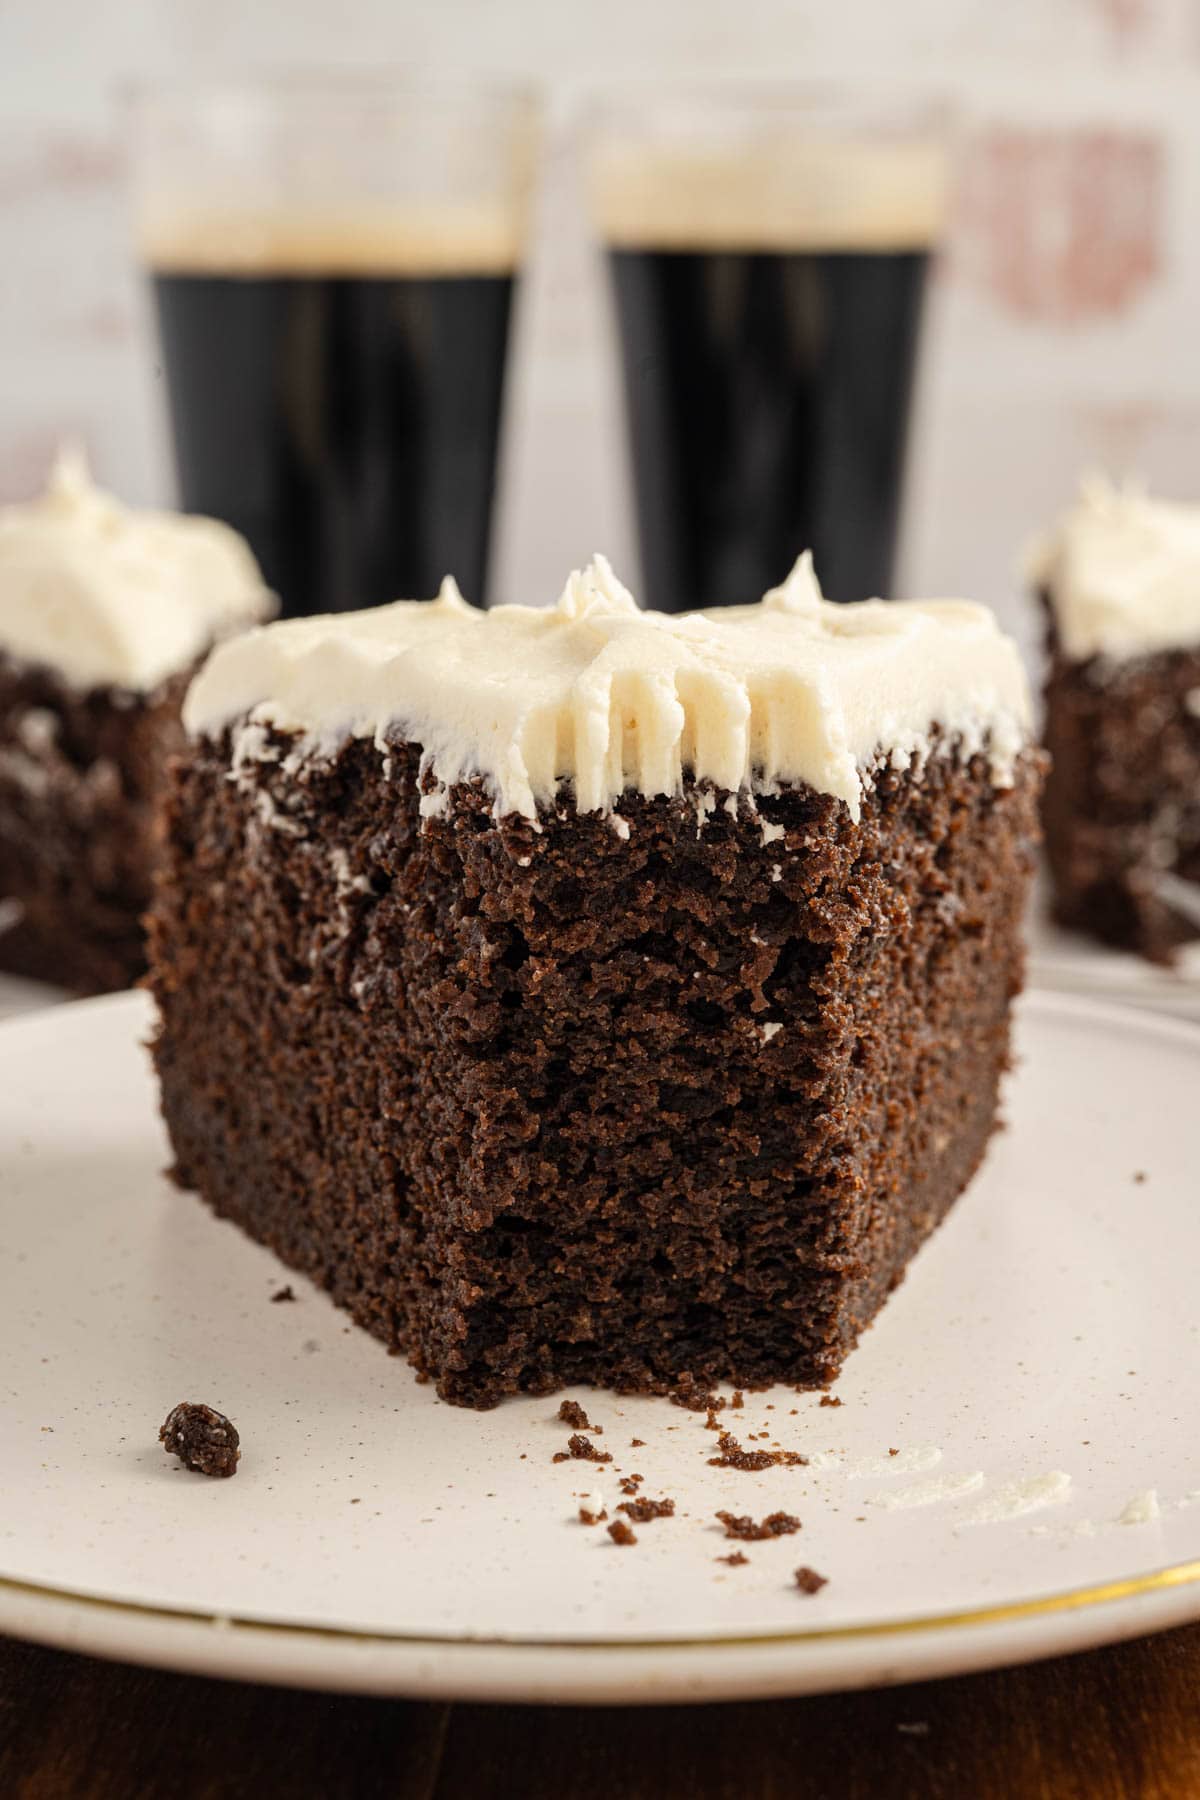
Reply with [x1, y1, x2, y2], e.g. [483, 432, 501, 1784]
[608, 1519, 637, 1546]
[618, 1496, 676, 1523]
[730, 1391, 744, 1409]
[716, 1509, 801, 1541]
[794, 1566, 829, 1594]
[717, 1551, 750, 1567]
[618, 1473, 644, 1494]
[159, 1402, 240, 1479]
[704, 1409, 722, 1431]
[563, 1433, 611, 1463]
[578, 1504, 608, 1525]
[889, 1448, 899, 1457]
[1133, 1171, 1147, 1185]
[671, 1377, 724, 1414]
[630, 1438, 645, 1448]
[707, 1431, 807, 1471]
[270, 1285, 296, 1303]
[819, 1394, 842, 1408]
[557, 1399, 601, 1431]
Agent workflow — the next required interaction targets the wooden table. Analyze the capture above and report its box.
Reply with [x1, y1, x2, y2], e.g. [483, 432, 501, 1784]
[4, 1624, 1200, 1798]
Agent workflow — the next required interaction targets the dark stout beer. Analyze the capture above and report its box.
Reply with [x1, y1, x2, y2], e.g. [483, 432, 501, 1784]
[151, 258, 514, 616]
[594, 118, 944, 610]
[608, 246, 930, 611]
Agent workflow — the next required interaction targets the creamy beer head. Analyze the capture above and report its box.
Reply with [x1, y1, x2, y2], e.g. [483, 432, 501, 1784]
[138, 202, 525, 279]
[591, 135, 947, 254]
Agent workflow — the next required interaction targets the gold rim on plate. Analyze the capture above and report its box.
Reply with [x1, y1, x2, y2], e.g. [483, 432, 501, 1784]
[4, 1557, 1200, 1653]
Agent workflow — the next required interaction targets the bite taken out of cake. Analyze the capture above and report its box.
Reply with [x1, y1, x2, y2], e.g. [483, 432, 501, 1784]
[1032, 479, 1200, 965]
[148, 555, 1042, 1407]
[0, 449, 274, 994]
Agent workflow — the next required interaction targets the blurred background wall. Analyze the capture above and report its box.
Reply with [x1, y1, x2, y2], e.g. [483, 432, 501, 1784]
[1, 0, 1199, 662]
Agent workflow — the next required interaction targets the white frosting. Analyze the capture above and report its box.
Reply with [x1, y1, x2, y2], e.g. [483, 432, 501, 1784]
[1030, 477, 1200, 663]
[962, 1471, 1072, 1525]
[867, 1472, 985, 1512]
[0, 449, 275, 693]
[184, 554, 1032, 824]
[1118, 1489, 1161, 1525]
[808, 1445, 942, 1478]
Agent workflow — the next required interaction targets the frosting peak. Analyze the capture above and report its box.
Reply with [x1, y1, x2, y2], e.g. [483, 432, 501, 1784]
[0, 449, 275, 693]
[554, 554, 640, 623]
[44, 443, 102, 515]
[185, 559, 1031, 825]
[762, 550, 824, 615]
[1030, 477, 1200, 663]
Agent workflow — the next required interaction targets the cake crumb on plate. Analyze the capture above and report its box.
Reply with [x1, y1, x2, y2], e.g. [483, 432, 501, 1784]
[159, 1402, 240, 1480]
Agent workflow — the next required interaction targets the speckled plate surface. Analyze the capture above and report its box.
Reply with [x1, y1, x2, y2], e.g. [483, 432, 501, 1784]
[2, 989, 1200, 1703]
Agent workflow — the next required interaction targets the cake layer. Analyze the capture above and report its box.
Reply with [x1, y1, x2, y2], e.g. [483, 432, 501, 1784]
[0, 654, 188, 992]
[0, 448, 274, 693]
[184, 556, 1031, 824]
[150, 726, 1043, 1406]
[1042, 639, 1200, 964]
[1030, 478, 1200, 665]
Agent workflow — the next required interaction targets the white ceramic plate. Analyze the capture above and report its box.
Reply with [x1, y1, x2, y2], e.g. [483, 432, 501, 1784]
[1027, 877, 1200, 1022]
[2, 990, 1200, 1704]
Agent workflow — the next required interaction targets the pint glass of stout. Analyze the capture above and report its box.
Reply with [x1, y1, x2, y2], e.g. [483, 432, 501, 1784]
[129, 81, 538, 615]
[589, 91, 947, 609]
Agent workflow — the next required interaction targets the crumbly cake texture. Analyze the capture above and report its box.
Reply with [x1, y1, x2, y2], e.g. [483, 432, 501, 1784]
[149, 722, 1042, 1407]
[0, 655, 188, 992]
[1041, 614, 1200, 964]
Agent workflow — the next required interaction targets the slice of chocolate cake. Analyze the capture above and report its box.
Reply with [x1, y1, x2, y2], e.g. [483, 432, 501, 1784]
[149, 555, 1040, 1407]
[1033, 480, 1200, 964]
[0, 450, 273, 993]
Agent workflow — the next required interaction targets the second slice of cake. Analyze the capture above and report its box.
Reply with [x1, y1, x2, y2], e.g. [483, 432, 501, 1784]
[0, 450, 273, 992]
[150, 557, 1040, 1406]
[1033, 480, 1200, 964]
